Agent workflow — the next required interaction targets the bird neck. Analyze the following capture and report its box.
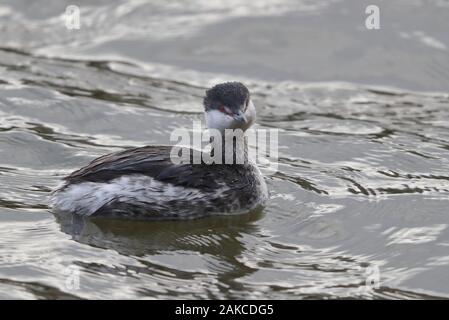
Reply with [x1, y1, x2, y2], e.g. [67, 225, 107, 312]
[208, 131, 249, 164]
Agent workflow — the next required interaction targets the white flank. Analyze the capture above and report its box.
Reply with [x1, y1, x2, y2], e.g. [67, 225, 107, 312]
[51, 175, 220, 216]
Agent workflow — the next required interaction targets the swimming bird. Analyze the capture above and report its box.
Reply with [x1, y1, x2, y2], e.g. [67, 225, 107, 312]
[51, 82, 268, 219]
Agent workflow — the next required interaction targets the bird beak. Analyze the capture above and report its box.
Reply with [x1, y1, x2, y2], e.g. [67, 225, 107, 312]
[233, 110, 248, 123]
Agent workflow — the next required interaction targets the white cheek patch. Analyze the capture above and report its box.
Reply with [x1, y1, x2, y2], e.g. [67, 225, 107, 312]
[243, 100, 256, 130]
[205, 100, 257, 132]
[205, 110, 234, 132]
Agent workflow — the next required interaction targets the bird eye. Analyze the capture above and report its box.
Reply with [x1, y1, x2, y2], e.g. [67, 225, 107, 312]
[219, 106, 232, 115]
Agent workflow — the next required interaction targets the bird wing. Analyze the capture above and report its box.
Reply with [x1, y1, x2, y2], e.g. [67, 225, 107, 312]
[64, 145, 249, 191]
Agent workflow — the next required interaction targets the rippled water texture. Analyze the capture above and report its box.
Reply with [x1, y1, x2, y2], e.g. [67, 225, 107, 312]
[1, 0, 449, 299]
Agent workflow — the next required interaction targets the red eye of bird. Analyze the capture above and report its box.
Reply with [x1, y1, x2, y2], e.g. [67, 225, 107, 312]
[219, 106, 232, 116]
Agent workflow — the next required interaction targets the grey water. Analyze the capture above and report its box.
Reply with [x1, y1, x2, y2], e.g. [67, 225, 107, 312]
[1, 0, 449, 299]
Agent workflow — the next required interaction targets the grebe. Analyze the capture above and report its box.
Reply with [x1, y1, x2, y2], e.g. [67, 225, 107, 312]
[51, 82, 268, 219]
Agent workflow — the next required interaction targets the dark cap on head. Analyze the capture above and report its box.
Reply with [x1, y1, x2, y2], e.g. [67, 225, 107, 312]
[203, 82, 250, 112]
